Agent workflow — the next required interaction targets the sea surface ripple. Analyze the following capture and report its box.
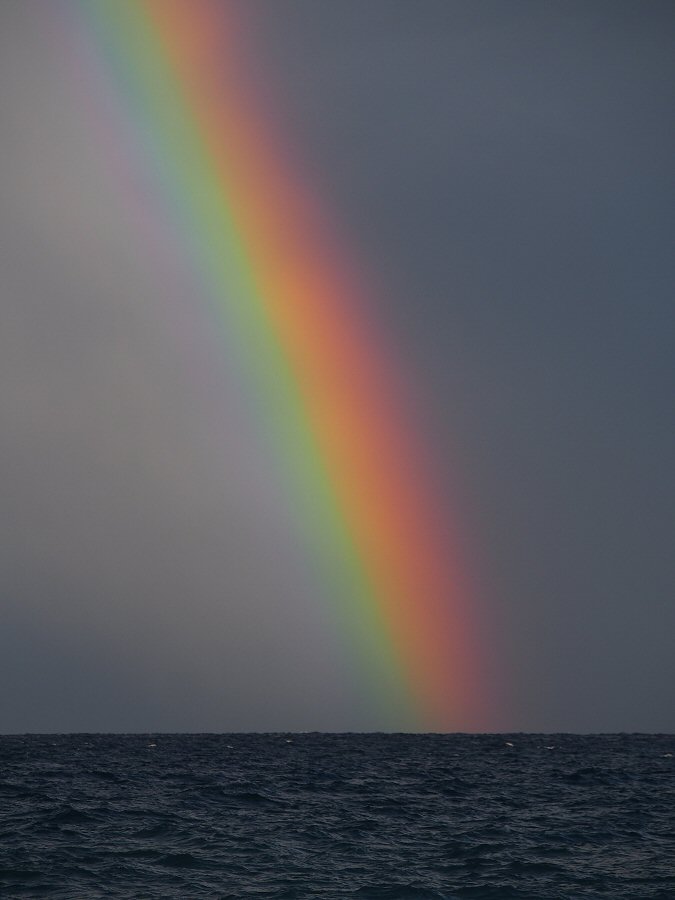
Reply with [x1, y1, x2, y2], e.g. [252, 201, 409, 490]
[1, 733, 674, 898]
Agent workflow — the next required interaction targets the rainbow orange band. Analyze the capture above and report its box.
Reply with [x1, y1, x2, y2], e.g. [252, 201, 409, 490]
[80, 0, 486, 730]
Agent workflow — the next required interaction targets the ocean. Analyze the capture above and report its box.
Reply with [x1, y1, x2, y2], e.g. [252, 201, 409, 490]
[1, 733, 673, 898]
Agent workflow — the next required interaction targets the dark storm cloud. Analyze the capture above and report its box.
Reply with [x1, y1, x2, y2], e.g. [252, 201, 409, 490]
[251, 0, 675, 730]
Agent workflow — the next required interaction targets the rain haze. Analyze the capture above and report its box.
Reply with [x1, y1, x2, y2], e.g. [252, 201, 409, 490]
[1, 0, 673, 733]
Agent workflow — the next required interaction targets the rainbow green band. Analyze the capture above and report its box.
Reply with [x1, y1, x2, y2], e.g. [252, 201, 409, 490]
[76, 0, 486, 730]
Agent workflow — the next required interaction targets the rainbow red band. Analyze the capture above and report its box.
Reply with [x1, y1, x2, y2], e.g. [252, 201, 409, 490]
[81, 0, 486, 730]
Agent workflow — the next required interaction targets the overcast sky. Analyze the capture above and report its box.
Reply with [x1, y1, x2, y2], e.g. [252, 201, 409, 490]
[1, 0, 673, 733]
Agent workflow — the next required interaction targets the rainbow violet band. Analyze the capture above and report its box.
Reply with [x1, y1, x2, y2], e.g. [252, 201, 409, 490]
[80, 0, 486, 731]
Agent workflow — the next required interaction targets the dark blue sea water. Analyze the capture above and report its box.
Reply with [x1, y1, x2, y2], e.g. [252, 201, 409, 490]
[1, 733, 673, 898]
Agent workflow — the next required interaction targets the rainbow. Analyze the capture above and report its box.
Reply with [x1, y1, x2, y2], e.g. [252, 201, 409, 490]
[77, 0, 486, 730]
